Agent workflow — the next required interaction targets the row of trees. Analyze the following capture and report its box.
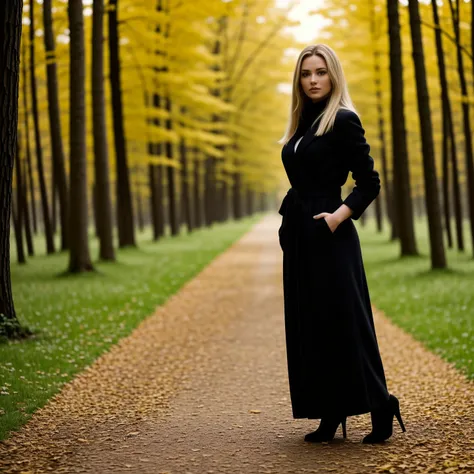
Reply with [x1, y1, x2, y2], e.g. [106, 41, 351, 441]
[2, 0, 474, 339]
[1, 0, 301, 338]
[315, 0, 474, 268]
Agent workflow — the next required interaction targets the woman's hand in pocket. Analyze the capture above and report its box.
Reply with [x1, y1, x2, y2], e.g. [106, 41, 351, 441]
[313, 212, 339, 234]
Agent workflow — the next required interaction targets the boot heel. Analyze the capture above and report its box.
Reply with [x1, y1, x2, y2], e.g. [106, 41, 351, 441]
[341, 416, 347, 438]
[394, 404, 406, 432]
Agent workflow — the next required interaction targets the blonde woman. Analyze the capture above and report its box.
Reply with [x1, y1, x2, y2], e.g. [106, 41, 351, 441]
[277, 44, 406, 443]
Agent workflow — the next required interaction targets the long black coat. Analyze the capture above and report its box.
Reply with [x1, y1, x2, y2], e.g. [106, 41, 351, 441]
[278, 103, 390, 420]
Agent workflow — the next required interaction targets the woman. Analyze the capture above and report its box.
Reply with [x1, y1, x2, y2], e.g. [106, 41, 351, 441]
[277, 44, 406, 444]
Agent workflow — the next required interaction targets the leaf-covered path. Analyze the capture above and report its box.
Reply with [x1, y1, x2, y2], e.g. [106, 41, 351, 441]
[1, 215, 473, 473]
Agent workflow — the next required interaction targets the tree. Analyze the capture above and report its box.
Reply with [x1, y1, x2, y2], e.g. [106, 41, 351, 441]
[407, 0, 446, 269]
[67, 0, 94, 272]
[108, 0, 136, 248]
[0, 0, 31, 339]
[448, 0, 474, 257]
[92, 0, 115, 261]
[387, 0, 418, 256]
[43, 0, 69, 252]
[29, 0, 55, 255]
[431, 0, 463, 252]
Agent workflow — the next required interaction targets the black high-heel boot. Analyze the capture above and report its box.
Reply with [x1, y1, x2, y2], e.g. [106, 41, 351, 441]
[362, 394, 406, 444]
[304, 416, 347, 442]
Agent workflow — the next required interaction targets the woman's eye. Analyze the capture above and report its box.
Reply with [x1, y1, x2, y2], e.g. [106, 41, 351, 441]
[318, 71, 326, 76]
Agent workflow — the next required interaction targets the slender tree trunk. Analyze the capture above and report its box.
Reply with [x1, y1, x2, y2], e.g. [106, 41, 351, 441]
[67, 0, 94, 273]
[370, 0, 389, 233]
[156, 161, 166, 237]
[179, 122, 193, 233]
[14, 137, 26, 264]
[92, 0, 115, 260]
[149, 163, 160, 240]
[30, 0, 55, 254]
[431, 0, 463, 251]
[164, 95, 179, 235]
[408, 0, 446, 268]
[192, 151, 203, 228]
[233, 159, 243, 219]
[0, 0, 31, 339]
[108, 0, 136, 247]
[22, 159, 34, 256]
[21, 40, 37, 237]
[204, 156, 215, 226]
[442, 114, 452, 248]
[449, 0, 474, 257]
[134, 178, 145, 233]
[43, 0, 69, 251]
[51, 167, 57, 234]
[387, 0, 418, 256]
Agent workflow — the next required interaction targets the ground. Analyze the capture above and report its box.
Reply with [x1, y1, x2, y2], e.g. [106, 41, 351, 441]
[1, 215, 473, 473]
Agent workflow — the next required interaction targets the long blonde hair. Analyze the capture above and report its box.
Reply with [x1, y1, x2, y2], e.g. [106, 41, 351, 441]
[279, 44, 357, 145]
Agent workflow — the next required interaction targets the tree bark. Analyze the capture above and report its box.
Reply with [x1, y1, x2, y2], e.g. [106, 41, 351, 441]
[192, 150, 203, 228]
[408, 0, 446, 268]
[30, 0, 55, 254]
[431, 0, 463, 251]
[67, 0, 94, 272]
[108, 0, 136, 247]
[43, 0, 69, 251]
[92, 0, 115, 260]
[179, 113, 193, 233]
[21, 40, 37, 237]
[387, 0, 418, 256]
[0, 0, 30, 339]
[370, 0, 390, 234]
[22, 158, 34, 256]
[449, 0, 474, 257]
[164, 96, 179, 235]
[13, 137, 26, 264]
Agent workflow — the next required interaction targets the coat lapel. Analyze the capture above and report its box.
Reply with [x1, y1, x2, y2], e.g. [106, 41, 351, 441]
[295, 124, 318, 156]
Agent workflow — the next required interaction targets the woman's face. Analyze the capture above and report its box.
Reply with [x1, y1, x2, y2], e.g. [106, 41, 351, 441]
[299, 54, 332, 102]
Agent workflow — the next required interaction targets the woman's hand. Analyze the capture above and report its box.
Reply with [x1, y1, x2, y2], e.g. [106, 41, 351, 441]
[313, 212, 339, 233]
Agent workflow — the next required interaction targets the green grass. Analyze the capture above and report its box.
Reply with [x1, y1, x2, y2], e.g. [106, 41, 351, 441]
[358, 217, 474, 381]
[1, 214, 263, 440]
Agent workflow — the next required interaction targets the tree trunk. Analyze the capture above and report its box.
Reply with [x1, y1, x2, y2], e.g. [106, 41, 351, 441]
[30, 0, 55, 254]
[136, 186, 145, 232]
[431, 0, 463, 252]
[156, 162, 166, 237]
[21, 40, 37, 237]
[407, 0, 446, 268]
[14, 137, 26, 264]
[442, 113, 452, 248]
[204, 157, 216, 226]
[92, 0, 115, 260]
[449, 0, 474, 257]
[164, 95, 179, 236]
[0, 0, 31, 339]
[22, 159, 34, 256]
[370, 0, 389, 233]
[192, 151, 203, 228]
[387, 0, 418, 256]
[108, 0, 136, 247]
[43, 0, 69, 251]
[233, 163, 243, 220]
[67, 0, 94, 273]
[179, 121, 193, 233]
[149, 163, 161, 240]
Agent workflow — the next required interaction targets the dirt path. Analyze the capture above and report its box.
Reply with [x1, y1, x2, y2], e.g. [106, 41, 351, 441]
[1, 214, 473, 473]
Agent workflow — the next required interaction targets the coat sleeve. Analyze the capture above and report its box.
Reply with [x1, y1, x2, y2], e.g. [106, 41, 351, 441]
[338, 111, 381, 220]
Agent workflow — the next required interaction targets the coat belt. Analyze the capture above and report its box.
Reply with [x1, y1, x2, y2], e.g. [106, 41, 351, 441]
[278, 187, 341, 216]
